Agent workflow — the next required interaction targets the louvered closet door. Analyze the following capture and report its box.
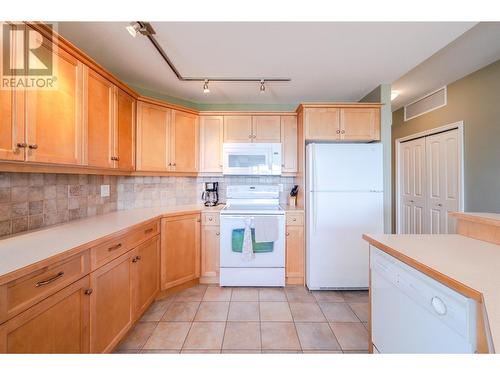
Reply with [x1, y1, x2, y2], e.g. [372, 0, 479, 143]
[426, 129, 460, 234]
[400, 137, 426, 234]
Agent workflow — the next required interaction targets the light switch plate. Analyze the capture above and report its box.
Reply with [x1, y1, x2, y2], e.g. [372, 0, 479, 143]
[100, 185, 110, 198]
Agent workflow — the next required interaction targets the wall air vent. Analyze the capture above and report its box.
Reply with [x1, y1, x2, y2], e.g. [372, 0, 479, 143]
[404, 86, 447, 121]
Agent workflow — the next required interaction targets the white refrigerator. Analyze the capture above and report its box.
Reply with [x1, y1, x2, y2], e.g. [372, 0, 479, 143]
[306, 143, 384, 290]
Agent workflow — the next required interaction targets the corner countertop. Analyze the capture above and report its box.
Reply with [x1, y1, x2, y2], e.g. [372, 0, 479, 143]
[0, 204, 223, 279]
[362, 233, 500, 353]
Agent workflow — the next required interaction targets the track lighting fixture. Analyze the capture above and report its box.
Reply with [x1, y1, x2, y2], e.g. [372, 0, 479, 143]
[260, 80, 266, 93]
[203, 80, 210, 93]
[126, 22, 155, 38]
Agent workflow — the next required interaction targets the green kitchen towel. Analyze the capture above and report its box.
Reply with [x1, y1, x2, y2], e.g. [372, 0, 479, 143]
[232, 228, 274, 253]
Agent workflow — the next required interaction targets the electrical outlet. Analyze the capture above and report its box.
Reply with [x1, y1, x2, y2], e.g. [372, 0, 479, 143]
[100, 185, 110, 198]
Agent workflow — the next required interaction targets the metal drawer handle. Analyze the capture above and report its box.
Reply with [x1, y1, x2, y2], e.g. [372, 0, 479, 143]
[35, 271, 64, 287]
[145, 228, 154, 234]
[84, 288, 93, 295]
[108, 243, 122, 252]
[28, 144, 38, 149]
[292, 217, 297, 221]
[132, 255, 141, 263]
[286, 232, 290, 236]
[208, 217, 213, 221]
[216, 232, 220, 236]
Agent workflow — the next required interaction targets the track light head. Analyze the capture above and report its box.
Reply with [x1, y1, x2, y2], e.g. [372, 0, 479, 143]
[126, 22, 155, 38]
[260, 80, 265, 94]
[203, 80, 210, 94]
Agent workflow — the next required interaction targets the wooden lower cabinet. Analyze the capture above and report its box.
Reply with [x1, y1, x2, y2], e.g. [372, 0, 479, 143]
[132, 236, 161, 320]
[89, 252, 133, 353]
[200, 224, 220, 284]
[285, 216, 305, 285]
[161, 214, 201, 290]
[0, 276, 91, 353]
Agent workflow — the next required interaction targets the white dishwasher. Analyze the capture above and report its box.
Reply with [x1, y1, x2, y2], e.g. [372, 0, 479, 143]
[370, 247, 477, 353]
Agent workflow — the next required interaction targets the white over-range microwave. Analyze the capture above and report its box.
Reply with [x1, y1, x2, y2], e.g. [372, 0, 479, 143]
[222, 143, 282, 175]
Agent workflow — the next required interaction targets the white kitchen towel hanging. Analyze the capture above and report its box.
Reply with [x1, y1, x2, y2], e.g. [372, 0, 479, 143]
[254, 216, 279, 243]
[241, 217, 254, 261]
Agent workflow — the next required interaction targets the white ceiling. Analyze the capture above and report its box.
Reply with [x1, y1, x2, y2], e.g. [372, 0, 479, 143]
[391, 22, 500, 111]
[58, 22, 476, 105]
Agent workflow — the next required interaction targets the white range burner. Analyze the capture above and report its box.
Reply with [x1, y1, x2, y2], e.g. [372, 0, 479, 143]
[219, 185, 285, 287]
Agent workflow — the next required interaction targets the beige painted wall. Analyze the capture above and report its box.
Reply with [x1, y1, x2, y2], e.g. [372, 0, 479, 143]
[392, 59, 500, 231]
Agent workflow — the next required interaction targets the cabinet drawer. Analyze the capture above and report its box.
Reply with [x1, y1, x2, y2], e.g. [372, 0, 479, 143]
[91, 220, 159, 270]
[0, 251, 90, 324]
[286, 212, 304, 226]
[202, 212, 220, 226]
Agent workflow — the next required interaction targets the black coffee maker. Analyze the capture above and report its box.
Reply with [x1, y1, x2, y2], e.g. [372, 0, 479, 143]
[202, 182, 219, 206]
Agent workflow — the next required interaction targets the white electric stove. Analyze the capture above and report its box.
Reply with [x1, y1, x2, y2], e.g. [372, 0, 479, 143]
[220, 185, 285, 287]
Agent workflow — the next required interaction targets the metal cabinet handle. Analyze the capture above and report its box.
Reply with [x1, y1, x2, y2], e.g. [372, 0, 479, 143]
[336, 129, 340, 134]
[17, 142, 27, 148]
[208, 217, 213, 221]
[108, 243, 122, 252]
[286, 232, 290, 236]
[168, 162, 172, 166]
[292, 218, 297, 221]
[172, 163, 176, 166]
[28, 144, 38, 149]
[341, 130, 345, 134]
[248, 135, 252, 138]
[132, 255, 141, 263]
[84, 288, 93, 295]
[409, 200, 414, 203]
[111, 156, 120, 161]
[145, 228, 154, 234]
[35, 271, 64, 287]
[437, 203, 443, 207]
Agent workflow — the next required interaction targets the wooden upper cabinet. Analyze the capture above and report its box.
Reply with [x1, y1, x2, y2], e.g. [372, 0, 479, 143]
[115, 89, 135, 171]
[25, 34, 84, 165]
[340, 107, 380, 141]
[0, 88, 24, 161]
[280, 116, 297, 173]
[223, 116, 252, 142]
[252, 116, 281, 142]
[89, 252, 133, 353]
[170, 110, 199, 172]
[199, 116, 224, 173]
[0, 277, 91, 354]
[0, 23, 25, 162]
[136, 101, 170, 171]
[85, 68, 114, 169]
[131, 236, 160, 320]
[304, 108, 340, 140]
[161, 214, 201, 290]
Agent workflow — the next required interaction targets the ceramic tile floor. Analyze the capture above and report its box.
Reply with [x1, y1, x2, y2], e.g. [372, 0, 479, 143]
[115, 285, 369, 354]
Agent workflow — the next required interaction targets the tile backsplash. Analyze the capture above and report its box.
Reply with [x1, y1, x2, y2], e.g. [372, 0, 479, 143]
[0, 172, 297, 238]
[117, 176, 297, 210]
[0, 173, 118, 238]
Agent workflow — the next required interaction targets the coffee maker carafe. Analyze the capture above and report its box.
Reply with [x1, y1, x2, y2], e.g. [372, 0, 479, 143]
[202, 182, 219, 207]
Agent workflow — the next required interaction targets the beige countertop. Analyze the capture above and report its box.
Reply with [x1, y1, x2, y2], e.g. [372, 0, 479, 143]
[363, 233, 500, 353]
[0, 204, 223, 279]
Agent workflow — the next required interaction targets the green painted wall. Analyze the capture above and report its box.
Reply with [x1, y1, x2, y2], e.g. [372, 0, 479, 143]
[392, 59, 500, 231]
[360, 84, 392, 233]
[131, 85, 297, 112]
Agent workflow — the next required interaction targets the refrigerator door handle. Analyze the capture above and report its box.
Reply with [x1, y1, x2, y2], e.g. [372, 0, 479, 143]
[312, 193, 317, 233]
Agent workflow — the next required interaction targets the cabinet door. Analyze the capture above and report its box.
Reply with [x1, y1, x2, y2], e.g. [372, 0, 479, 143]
[304, 108, 340, 140]
[161, 214, 201, 290]
[89, 253, 133, 353]
[170, 110, 199, 172]
[199, 116, 223, 173]
[132, 236, 160, 320]
[223, 116, 252, 142]
[0, 277, 90, 354]
[252, 116, 281, 142]
[340, 108, 380, 141]
[85, 68, 114, 168]
[115, 89, 135, 171]
[280, 116, 297, 173]
[25, 34, 84, 165]
[0, 25, 25, 161]
[136, 102, 170, 171]
[285, 226, 304, 284]
[201, 225, 220, 281]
